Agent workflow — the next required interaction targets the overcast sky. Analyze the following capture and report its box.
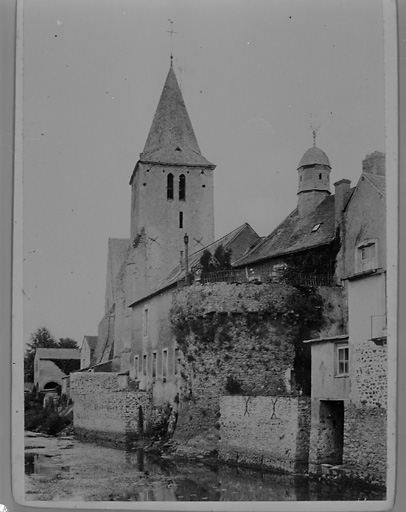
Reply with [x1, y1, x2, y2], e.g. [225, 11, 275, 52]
[21, 0, 386, 345]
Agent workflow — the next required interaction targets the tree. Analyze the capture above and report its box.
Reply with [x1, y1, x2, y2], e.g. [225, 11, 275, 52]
[58, 338, 79, 349]
[24, 327, 79, 383]
[200, 244, 232, 279]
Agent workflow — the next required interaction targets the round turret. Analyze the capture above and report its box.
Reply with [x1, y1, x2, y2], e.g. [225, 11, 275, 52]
[297, 145, 331, 217]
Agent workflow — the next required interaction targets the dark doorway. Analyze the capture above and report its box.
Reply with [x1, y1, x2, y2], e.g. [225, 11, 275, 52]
[43, 381, 59, 390]
[319, 400, 344, 465]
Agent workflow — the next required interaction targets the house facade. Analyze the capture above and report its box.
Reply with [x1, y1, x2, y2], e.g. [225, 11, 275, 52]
[306, 152, 387, 486]
[80, 335, 98, 369]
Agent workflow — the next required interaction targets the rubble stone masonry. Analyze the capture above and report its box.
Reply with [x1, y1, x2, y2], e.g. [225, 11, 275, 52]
[219, 396, 311, 473]
[70, 372, 151, 446]
[352, 340, 387, 408]
[343, 403, 387, 487]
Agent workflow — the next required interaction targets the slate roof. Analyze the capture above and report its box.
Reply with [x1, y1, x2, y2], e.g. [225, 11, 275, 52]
[139, 64, 214, 168]
[234, 195, 338, 267]
[298, 146, 331, 168]
[130, 223, 260, 305]
[35, 348, 80, 360]
[363, 173, 386, 196]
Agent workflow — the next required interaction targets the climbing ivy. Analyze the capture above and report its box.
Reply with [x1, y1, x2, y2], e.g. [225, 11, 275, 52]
[170, 282, 325, 395]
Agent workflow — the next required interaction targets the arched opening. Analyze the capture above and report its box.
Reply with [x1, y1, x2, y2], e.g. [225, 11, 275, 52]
[179, 174, 186, 201]
[167, 173, 174, 200]
[43, 381, 59, 390]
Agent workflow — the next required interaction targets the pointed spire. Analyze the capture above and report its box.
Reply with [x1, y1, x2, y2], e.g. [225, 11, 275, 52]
[140, 66, 214, 167]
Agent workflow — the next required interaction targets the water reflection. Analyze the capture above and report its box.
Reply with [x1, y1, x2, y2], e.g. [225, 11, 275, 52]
[25, 448, 385, 502]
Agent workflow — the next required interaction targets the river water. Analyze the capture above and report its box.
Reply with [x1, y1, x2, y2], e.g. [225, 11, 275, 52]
[24, 436, 385, 503]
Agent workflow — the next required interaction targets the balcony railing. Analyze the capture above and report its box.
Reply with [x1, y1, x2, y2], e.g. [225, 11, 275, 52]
[177, 268, 335, 288]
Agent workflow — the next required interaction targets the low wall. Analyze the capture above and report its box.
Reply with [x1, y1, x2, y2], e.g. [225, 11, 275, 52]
[70, 372, 151, 446]
[219, 395, 311, 473]
[343, 402, 387, 487]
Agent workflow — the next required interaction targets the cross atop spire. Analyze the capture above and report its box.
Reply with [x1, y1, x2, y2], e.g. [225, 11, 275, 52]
[167, 19, 177, 64]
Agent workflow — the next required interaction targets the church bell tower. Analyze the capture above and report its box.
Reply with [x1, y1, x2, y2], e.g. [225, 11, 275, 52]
[128, 61, 216, 300]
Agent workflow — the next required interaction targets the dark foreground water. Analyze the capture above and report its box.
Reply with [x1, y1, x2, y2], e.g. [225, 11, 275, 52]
[25, 444, 385, 502]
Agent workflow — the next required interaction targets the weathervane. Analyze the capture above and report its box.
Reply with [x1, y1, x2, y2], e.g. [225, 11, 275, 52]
[310, 113, 321, 148]
[167, 19, 177, 63]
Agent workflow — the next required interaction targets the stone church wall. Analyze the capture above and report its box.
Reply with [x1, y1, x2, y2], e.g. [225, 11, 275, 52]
[70, 372, 151, 447]
[219, 395, 311, 473]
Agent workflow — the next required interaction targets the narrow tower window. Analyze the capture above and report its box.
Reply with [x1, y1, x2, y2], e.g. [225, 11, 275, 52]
[167, 173, 174, 200]
[179, 174, 186, 201]
[179, 211, 183, 228]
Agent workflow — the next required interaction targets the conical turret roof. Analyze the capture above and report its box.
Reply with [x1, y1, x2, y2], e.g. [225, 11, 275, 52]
[298, 146, 331, 169]
[140, 64, 214, 168]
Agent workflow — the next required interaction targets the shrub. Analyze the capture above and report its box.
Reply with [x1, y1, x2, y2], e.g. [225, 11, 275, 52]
[225, 375, 243, 395]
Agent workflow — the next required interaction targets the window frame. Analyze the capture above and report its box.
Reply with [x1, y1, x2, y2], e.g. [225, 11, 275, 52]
[356, 239, 378, 273]
[162, 348, 168, 379]
[143, 307, 149, 337]
[335, 344, 349, 377]
[152, 351, 157, 381]
[134, 355, 139, 379]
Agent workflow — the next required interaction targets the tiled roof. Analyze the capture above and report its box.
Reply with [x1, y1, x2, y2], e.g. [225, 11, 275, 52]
[140, 65, 214, 168]
[298, 146, 331, 168]
[35, 348, 80, 360]
[234, 195, 337, 267]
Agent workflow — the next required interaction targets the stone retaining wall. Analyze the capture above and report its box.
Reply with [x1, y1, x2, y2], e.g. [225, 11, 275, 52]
[219, 395, 311, 473]
[70, 372, 151, 446]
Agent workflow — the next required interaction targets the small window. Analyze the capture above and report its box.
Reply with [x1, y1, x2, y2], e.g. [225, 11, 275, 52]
[179, 211, 183, 229]
[356, 239, 378, 273]
[152, 352, 157, 380]
[336, 345, 349, 376]
[319, 173, 322, 179]
[143, 308, 149, 337]
[174, 347, 181, 375]
[167, 173, 174, 200]
[134, 355, 139, 379]
[162, 349, 168, 378]
[142, 354, 147, 377]
[179, 174, 186, 201]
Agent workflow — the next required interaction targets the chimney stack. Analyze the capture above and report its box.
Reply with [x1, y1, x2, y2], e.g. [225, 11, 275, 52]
[334, 179, 351, 228]
[362, 151, 385, 176]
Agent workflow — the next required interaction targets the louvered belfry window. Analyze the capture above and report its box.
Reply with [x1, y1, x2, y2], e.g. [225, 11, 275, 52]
[179, 174, 186, 201]
[167, 173, 174, 199]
